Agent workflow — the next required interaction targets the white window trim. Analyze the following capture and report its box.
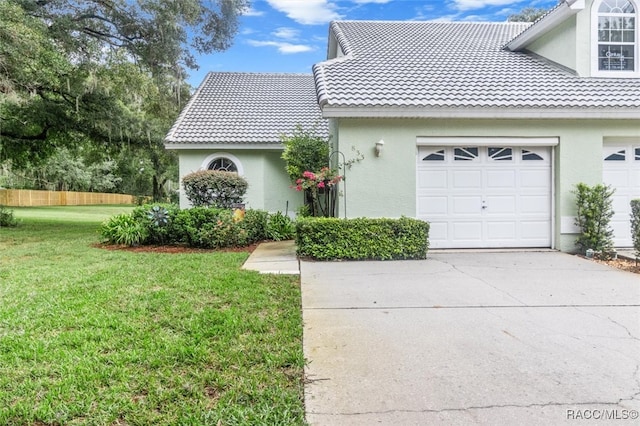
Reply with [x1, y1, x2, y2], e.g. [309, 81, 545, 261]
[200, 152, 244, 175]
[591, 0, 639, 77]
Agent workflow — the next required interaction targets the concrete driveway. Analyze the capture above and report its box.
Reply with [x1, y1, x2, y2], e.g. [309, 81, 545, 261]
[301, 252, 640, 425]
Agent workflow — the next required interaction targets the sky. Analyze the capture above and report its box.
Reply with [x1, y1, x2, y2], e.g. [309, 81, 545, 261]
[187, 0, 559, 87]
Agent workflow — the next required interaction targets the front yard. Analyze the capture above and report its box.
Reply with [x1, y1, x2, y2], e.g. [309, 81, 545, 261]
[0, 207, 305, 425]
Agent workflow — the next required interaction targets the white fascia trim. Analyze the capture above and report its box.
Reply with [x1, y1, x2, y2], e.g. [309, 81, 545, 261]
[164, 143, 284, 150]
[504, 0, 585, 52]
[321, 106, 640, 119]
[417, 136, 559, 147]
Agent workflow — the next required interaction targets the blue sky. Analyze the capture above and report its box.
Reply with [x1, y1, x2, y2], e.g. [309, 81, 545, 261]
[188, 0, 559, 86]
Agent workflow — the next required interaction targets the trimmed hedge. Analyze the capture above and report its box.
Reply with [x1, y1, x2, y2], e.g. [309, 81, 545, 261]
[182, 170, 248, 208]
[296, 217, 429, 261]
[631, 199, 640, 258]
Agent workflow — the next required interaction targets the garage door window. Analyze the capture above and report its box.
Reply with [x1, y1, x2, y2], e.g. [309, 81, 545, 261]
[636, 147, 640, 159]
[605, 149, 626, 161]
[488, 147, 513, 161]
[454, 147, 479, 161]
[422, 149, 445, 161]
[522, 149, 544, 161]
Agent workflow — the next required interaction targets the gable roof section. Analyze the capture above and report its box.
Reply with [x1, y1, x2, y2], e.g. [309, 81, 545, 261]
[313, 20, 640, 118]
[504, 0, 584, 52]
[165, 72, 327, 148]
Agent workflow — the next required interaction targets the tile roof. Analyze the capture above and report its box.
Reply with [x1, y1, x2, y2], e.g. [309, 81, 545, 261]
[165, 72, 327, 145]
[313, 21, 640, 115]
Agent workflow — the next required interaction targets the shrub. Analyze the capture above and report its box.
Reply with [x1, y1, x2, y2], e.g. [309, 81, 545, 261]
[173, 207, 247, 248]
[132, 204, 181, 245]
[281, 126, 330, 183]
[243, 209, 269, 243]
[100, 214, 147, 246]
[296, 217, 429, 260]
[267, 212, 295, 241]
[182, 170, 248, 208]
[631, 199, 640, 258]
[573, 183, 615, 255]
[0, 205, 18, 227]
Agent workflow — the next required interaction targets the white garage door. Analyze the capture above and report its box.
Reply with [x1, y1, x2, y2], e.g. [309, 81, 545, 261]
[417, 146, 552, 249]
[603, 144, 640, 247]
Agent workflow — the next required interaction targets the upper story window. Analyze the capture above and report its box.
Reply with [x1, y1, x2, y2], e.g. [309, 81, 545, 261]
[594, 0, 637, 75]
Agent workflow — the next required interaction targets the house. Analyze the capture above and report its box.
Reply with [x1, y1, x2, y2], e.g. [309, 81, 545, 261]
[164, 72, 327, 213]
[166, 0, 640, 252]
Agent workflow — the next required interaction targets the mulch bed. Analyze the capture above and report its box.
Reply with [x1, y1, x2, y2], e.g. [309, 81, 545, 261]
[92, 243, 259, 254]
[593, 256, 640, 274]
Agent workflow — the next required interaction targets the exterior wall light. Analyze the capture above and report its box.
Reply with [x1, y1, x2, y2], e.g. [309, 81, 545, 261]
[375, 139, 384, 157]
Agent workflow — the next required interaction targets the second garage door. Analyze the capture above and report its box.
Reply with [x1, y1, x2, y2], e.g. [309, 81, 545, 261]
[417, 145, 552, 249]
[603, 143, 640, 247]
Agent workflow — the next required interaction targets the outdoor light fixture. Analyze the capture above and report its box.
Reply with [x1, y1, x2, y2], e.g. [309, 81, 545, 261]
[375, 139, 384, 157]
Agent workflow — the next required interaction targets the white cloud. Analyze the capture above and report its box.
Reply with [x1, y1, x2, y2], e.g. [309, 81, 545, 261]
[247, 39, 314, 54]
[266, 0, 342, 25]
[272, 27, 300, 40]
[415, 13, 460, 22]
[242, 6, 265, 16]
[452, 0, 516, 11]
[241, 27, 257, 35]
[351, 0, 393, 3]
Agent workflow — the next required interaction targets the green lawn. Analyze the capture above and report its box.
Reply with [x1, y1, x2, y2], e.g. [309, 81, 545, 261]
[10, 205, 136, 222]
[0, 207, 305, 425]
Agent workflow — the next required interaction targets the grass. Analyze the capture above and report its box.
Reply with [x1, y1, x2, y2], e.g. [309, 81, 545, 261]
[0, 206, 305, 425]
[9, 205, 136, 223]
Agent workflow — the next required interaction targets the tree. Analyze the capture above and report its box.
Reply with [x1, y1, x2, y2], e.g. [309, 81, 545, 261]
[1, 0, 248, 200]
[508, 7, 550, 22]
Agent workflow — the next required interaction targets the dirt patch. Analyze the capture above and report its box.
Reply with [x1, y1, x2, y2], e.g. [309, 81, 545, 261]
[594, 256, 640, 274]
[93, 242, 259, 254]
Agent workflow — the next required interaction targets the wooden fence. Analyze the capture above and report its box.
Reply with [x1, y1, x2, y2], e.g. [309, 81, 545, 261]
[0, 189, 136, 207]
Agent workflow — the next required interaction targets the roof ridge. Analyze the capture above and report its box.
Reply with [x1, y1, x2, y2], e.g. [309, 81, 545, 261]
[330, 21, 353, 56]
[332, 20, 529, 25]
[203, 71, 313, 77]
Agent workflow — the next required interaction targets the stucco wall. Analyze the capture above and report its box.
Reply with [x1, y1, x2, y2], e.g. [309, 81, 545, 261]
[333, 118, 640, 252]
[527, 15, 577, 72]
[176, 149, 302, 214]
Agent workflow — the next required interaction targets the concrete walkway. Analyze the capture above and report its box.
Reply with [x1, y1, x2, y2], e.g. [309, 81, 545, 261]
[301, 252, 640, 425]
[241, 240, 299, 274]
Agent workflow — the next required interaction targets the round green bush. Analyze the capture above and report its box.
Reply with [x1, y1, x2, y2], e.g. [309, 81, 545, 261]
[182, 170, 248, 208]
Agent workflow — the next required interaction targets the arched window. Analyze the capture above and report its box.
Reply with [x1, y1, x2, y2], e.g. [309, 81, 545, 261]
[208, 157, 238, 172]
[595, 0, 637, 74]
[200, 153, 244, 175]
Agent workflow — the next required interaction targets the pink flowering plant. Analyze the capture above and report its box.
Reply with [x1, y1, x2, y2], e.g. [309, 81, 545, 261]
[293, 167, 343, 217]
[294, 167, 342, 191]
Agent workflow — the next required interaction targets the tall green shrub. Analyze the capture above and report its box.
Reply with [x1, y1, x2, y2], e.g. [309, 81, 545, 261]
[573, 183, 615, 254]
[281, 126, 330, 183]
[631, 199, 640, 258]
[182, 170, 248, 208]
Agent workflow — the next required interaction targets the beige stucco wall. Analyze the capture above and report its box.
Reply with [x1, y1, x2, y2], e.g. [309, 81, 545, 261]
[332, 117, 640, 252]
[177, 149, 302, 214]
